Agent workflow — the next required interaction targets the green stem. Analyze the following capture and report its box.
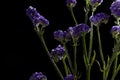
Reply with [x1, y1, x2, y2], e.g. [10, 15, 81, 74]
[96, 26, 105, 65]
[106, 17, 120, 80]
[82, 35, 88, 64]
[105, 51, 118, 80]
[35, 29, 64, 80]
[111, 64, 120, 80]
[69, 7, 78, 25]
[82, 35, 89, 80]
[73, 42, 77, 79]
[111, 56, 118, 80]
[86, 66, 91, 80]
[96, 26, 106, 80]
[62, 58, 69, 76]
[88, 11, 94, 60]
[63, 43, 74, 75]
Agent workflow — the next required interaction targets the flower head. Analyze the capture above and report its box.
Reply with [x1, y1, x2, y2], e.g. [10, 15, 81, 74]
[111, 25, 120, 39]
[54, 30, 71, 43]
[66, 0, 77, 7]
[68, 23, 90, 39]
[90, 0, 103, 4]
[110, 1, 120, 18]
[50, 45, 65, 62]
[89, 12, 110, 26]
[29, 72, 47, 80]
[111, 25, 120, 33]
[90, 0, 103, 8]
[64, 74, 74, 80]
[26, 6, 49, 27]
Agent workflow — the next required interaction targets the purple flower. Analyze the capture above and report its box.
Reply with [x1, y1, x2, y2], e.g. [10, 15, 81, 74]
[64, 74, 75, 80]
[29, 72, 47, 80]
[111, 25, 120, 33]
[50, 45, 65, 61]
[111, 26, 120, 39]
[90, 0, 103, 5]
[110, 1, 120, 18]
[68, 24, 90, 39]
[54, 30, 71, 42]
[26, 6, 49, 27]
[66, 0, 77, 7]
[89, 12, 110, 26]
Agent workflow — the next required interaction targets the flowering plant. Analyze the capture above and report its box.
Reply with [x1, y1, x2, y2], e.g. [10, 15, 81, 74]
[26, 0, 120, 80]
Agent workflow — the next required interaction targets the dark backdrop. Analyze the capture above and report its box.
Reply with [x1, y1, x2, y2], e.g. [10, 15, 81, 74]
[3, 0, 119, 80]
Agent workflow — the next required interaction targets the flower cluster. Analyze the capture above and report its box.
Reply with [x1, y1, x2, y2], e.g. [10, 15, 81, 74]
[50, 45, 65, 61]
[29, 72, 47, 80]
[110, 1, 120, 18]
[26, 0, 120, 80]
[66, 0, 77, 7]
[64, 74, 75, 80]
[89, 12, 110, 26]
[67, 23, 90, 39]
[54, 30, 71, 43]
[26, 6, 49, 27]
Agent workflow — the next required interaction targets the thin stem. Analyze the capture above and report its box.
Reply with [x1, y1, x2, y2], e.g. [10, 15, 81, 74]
[69, 7, 78, 25]
[35, 29, 64, 80]
[96, 26, 105, 65]
[82, 35, 89, 80]
[63, 43, 74, 75]
[105, 51, 118, 80]
[62, 58, 69, 76]
[82, 35, 88, 64]
[111, 56, 118, 80]
[88, 11, 94, 60]
[73, 42, 77, 79]
[111, 64, 120, 80]
[86, 66, 91, 80]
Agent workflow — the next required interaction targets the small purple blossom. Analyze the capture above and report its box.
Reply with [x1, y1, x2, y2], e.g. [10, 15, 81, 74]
[89, 12, 110, 26]
[90, 0, 103, 5]
[110, 1, 120, 18]
[111, 25, 120, 33]
[64, 74, 74, 80]
[29, 72, 47, 80]
[50, 45, 65, 61]
[67, 24, 90, 39]
[54, 30, 71, 42]
[26, 6, 49, 27]
[66, 0, 77, 7]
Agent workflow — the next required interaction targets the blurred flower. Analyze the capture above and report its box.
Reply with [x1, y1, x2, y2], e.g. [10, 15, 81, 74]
[110, 1, 120, 18]
[111, 25, 120, 33]
[90, 0, 103, 4]
[29, 72, 47, 80]
[64, 74, 75, 80]
[50, 45, 65, 62]
[26, 6, 49, 27]
[66, 0, 77, 7]
[68, 23, 90, 39]
[111, 25, 120, 39]
[90, 0, 103, 8]
[89, 12, 110, 26]
[54, 30, 71, 43]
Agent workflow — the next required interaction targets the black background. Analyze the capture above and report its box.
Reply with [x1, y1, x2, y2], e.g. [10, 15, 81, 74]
[3, 0, 120, 80]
